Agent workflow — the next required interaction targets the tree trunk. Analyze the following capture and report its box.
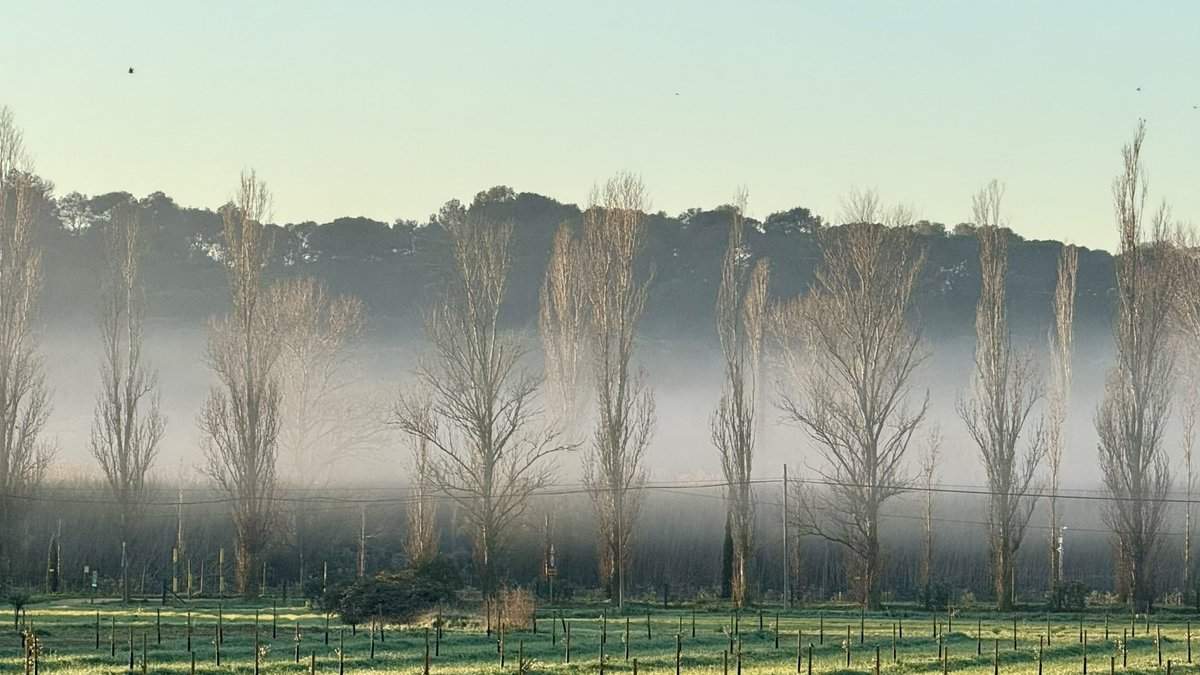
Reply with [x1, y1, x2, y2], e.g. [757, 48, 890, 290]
[865, 503, 881, 611]
[995, 532, 1013, 611]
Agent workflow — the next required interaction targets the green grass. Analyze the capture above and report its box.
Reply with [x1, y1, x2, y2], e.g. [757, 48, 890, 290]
[5, 598, 1200, 673]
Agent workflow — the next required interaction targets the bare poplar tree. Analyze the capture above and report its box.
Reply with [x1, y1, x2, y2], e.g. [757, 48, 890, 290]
[1096, 121, 1176, 612]
[0, 108, 53, 585]
[404, 428, 438, 566]
[1047, 243, 1077, 595]
[540, 222, 589, 427]
[1168, 225, 1200, 601]
[711, 189, 769, 608]
[958, 180, 1045, 611]
[775, 218, 927, 610]
[90, 200, 165, 603]
[268, 276, 369, 582]
[392, 213, 562, 597]
[919, 427, 941, 608]
[581, 173, 655, 610]
[270, 277, 367, 483]
[1180, 362, 1198, 601]
[200, 171, 281, 598]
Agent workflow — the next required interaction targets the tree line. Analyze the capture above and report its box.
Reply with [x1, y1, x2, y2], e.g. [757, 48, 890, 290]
[1, 105, 1197, 613]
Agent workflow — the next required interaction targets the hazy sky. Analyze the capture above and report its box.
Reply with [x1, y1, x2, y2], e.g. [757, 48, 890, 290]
[2, 2, 1197, 250]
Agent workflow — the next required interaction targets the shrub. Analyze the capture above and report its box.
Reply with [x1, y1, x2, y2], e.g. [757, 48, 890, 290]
[331, 558, 462, 624]
[497, 586, 535, 631]
[922, 582, 951, 611]
[7, 590, 29, 631]
[1050, 580, 1089, 611]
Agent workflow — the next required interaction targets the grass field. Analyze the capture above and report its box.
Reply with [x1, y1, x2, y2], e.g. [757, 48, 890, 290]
[5, 598, 1200, 673]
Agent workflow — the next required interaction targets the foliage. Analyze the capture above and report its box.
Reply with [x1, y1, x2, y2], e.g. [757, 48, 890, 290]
[330, 558, 462, 624]
[1049, 580, 1089, 611]
[922, 582, 951, 611]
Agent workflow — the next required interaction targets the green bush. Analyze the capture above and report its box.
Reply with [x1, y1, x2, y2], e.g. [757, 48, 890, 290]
[1050, 580, 1089, 611]
[330, 558, 462, 624]
[922, 582, 951, 611]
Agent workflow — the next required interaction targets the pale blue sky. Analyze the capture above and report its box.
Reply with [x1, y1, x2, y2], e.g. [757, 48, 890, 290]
[1, 2, 1197, 250]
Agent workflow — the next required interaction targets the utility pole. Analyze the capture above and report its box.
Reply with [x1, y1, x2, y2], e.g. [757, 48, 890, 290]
[783, 465, 790, 608]
[1058, 527, 1067, 582]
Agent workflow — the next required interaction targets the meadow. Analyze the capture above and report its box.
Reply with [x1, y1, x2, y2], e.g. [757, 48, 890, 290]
[5, 597, 1200, 674]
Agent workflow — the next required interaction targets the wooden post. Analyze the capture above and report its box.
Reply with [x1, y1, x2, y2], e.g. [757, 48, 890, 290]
[1013, 617, 1018, 649]
[156, 608, 161, 645]
[1083, 630, 1088, 674]
[339, 628, 345, 675]
[797, 630, 803, 673]
[892, 623, 897, 662]
[978, 618, 982, 655]
[874, 645, 880, 675]
[675, 633, 681, 675]
[775, 613, 780, 649]
[693, 610, 697, 638]
[625, 617, 630, 661]
[846, 625, 852, 667]
[808, 643, 814, 675]
[819, 612, 824, 645]
[565, 621, 572, 663]
[1159, 624, 1164, 667]
[187, 611, 192, 652]
[424, 628, 430, 674]
[110, 615, 115, 657]
[94, 611, 99, 650]
[647, 610, 652, 640]
[860, 607, 865, 644]
[214, 624, 220, 667]
[993, 638, 999, 675]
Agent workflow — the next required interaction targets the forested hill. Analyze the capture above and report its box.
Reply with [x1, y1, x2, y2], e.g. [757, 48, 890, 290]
[42, 185, 1115, 343]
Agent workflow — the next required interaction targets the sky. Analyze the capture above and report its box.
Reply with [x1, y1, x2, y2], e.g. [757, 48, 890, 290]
[1, 2, 1197, 251]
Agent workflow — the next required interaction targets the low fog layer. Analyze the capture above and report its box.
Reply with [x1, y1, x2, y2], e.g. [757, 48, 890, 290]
[42, 313, 1117, 488]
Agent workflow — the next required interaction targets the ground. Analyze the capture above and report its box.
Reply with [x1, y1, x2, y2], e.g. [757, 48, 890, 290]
[3, 598, 1199, 673]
